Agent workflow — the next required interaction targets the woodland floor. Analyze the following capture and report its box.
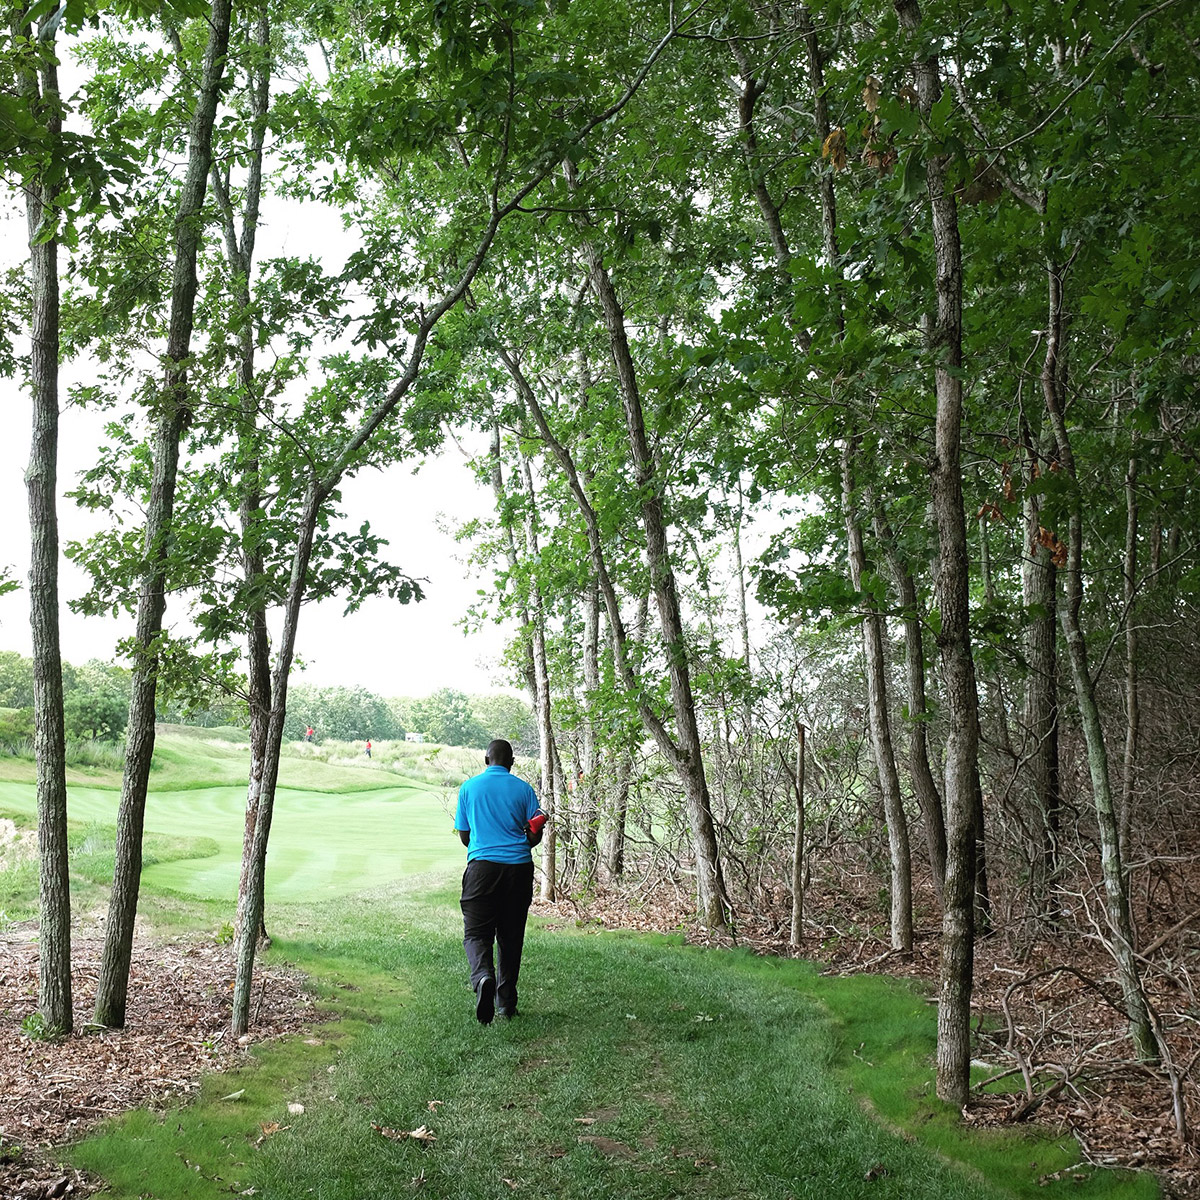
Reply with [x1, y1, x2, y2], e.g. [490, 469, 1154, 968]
[537, 875, 1200, 1200]
[0, 928, 313, 1199]
[3, 885, 1199, 1200]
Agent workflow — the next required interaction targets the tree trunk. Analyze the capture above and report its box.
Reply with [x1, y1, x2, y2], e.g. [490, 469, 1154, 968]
[1040, 261, 1157, 1062]
[978, 514, 1015, 761]
[233, 484, 320, 1034]
[843, 443, 913, 952]
[209, 5, 272, 949]
[790, 723, 806, 948]
[488, 422, 540, 703]
[1021, 423, 1061, 922]
[601, 594, 645, 883]
[94, 0, 232, 1029]
[519, 448, 558, 902]
[497, 331, 729, 930]
[19, 15, 72, 1034]
[1120, 455, 1139, 857]
[875, 515, 947, 899]
[579, 573, 601, 882]
[584, 254, 730, 933]
[895, 0, 981, 1108]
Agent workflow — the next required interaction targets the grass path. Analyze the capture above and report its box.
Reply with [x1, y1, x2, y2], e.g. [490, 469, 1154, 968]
[65, 883, 1154, 1200]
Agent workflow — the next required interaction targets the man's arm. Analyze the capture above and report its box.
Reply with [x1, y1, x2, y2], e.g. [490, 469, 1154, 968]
[454, 781, 470, 849]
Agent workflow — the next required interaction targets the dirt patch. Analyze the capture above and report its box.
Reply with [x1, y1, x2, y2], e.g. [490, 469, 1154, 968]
[577, 1134, 639, 1159]
[0, 818, 35, 862]
[0, 931, 314, 1198]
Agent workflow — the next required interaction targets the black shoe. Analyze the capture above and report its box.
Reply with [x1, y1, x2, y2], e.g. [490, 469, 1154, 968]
[496, 1007, 518, 1020]
[475, 977, 496, 1024]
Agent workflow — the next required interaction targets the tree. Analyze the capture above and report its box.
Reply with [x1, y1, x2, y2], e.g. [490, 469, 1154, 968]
[15, 0, 72, 1036]
[64, 666, 128, 741]
[93, 0, 234, 1029]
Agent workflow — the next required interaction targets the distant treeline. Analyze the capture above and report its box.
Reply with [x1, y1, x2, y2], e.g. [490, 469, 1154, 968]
[0, 651, 129, 746]
[283, 685, 535, 754]
[0, 650, 534, 755]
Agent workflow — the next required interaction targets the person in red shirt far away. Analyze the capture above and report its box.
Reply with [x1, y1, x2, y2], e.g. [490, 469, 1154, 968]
[365, 739, 371, 758]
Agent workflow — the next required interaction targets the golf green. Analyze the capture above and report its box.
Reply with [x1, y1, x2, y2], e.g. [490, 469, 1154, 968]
[0, 778, 464, 902]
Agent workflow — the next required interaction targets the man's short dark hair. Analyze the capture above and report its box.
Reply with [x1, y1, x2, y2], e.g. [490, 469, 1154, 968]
[485, 738, 514, 768]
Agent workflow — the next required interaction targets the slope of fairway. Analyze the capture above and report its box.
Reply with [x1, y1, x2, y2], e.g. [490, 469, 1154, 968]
[0, 770, 462, 903]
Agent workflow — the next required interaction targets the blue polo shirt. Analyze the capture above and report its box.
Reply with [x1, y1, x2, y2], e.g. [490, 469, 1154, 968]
[454, 764, 540, 864]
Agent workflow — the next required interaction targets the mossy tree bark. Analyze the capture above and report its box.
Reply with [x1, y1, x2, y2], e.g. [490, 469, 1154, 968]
[94, 0, 233, 1030]
[18, 6, 72, 1035]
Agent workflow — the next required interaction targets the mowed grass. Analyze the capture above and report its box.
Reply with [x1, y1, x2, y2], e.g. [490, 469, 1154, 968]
[0, 732, 1158, 1199]
[64, 890, 1156, 1200]
[0, 731, 464, 904]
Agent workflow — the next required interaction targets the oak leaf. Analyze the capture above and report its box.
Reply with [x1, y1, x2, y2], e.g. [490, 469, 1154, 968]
[821, 129, 847, 171]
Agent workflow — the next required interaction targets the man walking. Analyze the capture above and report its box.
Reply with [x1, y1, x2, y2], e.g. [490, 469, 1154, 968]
[454, 739, 545, 1024]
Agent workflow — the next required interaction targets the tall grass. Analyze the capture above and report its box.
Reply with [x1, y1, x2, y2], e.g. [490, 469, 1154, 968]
[0, 736, 126, 770]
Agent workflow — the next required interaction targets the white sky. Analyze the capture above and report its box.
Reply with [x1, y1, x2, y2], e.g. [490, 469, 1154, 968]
[0, 201, 516, 698]
[0, 388, 516, 698]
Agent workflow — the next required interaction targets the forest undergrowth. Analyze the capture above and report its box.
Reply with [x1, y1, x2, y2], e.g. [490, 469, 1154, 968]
[534, 852, 1200, 1199]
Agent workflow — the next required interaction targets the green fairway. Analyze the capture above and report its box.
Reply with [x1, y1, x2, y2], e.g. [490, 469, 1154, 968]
[0, 734, 464, 902]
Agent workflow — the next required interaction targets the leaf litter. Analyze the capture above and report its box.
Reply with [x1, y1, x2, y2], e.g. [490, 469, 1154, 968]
[0, 928, 313, 1199]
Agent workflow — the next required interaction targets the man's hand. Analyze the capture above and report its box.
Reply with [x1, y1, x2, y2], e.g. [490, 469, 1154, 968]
[456, 828, 470, 847]
[525, 812, 547, 847]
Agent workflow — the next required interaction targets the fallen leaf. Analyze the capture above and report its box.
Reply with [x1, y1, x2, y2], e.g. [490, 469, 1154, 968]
[427, 1099, 444, 1112]
[502, 1180, 519, 1190]
[574, 1117, 596, 1124]
[372, 1122, 437, 1144]
[221, 1089, 245, 1101]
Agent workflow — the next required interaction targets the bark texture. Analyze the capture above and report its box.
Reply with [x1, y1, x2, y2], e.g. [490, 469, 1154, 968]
[896, 0, 981, 1108]
[20, 17, 72, 1034]
[94, 0, 233, 1029]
